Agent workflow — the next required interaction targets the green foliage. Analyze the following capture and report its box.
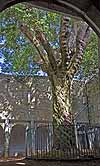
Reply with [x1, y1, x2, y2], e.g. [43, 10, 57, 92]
[0, 3, 98, 77]
[82, 32, 98, 77]
[0, 3, 61, 74]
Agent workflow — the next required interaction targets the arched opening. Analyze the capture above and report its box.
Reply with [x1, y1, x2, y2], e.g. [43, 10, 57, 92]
[9, 124, 26, 157]
[0, 0, 100, 36]
[0, 126, 4, 157]
[0, 0, 100, 161]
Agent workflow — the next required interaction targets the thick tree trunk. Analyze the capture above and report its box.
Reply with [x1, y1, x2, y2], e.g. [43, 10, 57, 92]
[51, 76, 72, 125]
[49, 74, 75, 149]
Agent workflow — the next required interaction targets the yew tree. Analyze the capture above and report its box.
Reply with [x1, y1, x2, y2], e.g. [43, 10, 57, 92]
[0, 3, 91, 126]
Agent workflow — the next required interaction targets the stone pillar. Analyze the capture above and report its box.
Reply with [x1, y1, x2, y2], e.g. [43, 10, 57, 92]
[3, 119, 12, 158]
[25, 122, 32, 157]
[25, 126, 28, 158]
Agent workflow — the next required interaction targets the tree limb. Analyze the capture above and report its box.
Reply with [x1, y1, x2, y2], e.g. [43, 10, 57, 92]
[32, 25, 57, 72]
[67, 22, 91, 77]
[60, 16, 76, 67]
[19, 24, 48, 68]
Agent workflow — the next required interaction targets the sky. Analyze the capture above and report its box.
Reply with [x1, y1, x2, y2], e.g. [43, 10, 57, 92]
[0, 36, 48, 76]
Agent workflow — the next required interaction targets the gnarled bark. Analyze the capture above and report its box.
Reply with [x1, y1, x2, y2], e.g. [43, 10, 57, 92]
[19, 15, 91, 149]
[49, 73, 75, 149]
[50, 75, 71, 124]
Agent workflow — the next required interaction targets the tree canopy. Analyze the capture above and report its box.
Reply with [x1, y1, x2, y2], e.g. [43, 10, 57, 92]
[82, 32, 98, 78]
[0, 3, 61, 75]
[0, 3, 98, 78]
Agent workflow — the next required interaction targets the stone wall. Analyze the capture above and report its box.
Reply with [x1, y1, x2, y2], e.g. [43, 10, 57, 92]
[86, 76, 100, 124]
[72, 75, 100, 124]
[0, 74, 100, 157]
[0, 74, 99, 124]
[0, 74, 52, 122]
[0, 74, 53, 157]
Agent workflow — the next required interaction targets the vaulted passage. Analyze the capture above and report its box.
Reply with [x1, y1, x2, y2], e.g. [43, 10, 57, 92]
[9, 125, 26, 157]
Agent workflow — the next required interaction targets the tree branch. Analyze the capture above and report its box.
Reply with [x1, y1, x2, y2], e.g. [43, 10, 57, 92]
[60, 16, 75, 67]
[19, 24, 48, 67]
[32, 25, 57, 72]
[67, 22, 91, 77]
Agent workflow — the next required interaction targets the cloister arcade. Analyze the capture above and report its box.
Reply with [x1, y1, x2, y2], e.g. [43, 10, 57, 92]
[0, 0, 100, 161]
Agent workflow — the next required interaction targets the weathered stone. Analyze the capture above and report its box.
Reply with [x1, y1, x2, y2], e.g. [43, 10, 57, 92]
[0, 74, 52, 122]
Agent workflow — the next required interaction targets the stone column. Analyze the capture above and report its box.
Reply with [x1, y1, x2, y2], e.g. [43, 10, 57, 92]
[3, 119, 12, 158]
[25, 122, 32, 157]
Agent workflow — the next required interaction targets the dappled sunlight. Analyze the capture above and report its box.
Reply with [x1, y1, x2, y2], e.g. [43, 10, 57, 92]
[0, 75, 52, 122]
[16, 162, 26, 165]
[0, 157, 25, 162]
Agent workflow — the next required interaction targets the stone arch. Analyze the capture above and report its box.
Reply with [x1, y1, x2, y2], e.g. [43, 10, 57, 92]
[0, 0, 100, 36]
[9, 124, 26, 157]
[0, 126, 4, 157]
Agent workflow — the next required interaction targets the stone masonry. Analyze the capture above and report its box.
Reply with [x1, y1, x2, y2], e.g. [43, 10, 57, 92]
[0, 74, 100, 157]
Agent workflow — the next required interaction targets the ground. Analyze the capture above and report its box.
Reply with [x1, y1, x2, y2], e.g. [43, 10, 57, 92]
[0, 158, 100, 166]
